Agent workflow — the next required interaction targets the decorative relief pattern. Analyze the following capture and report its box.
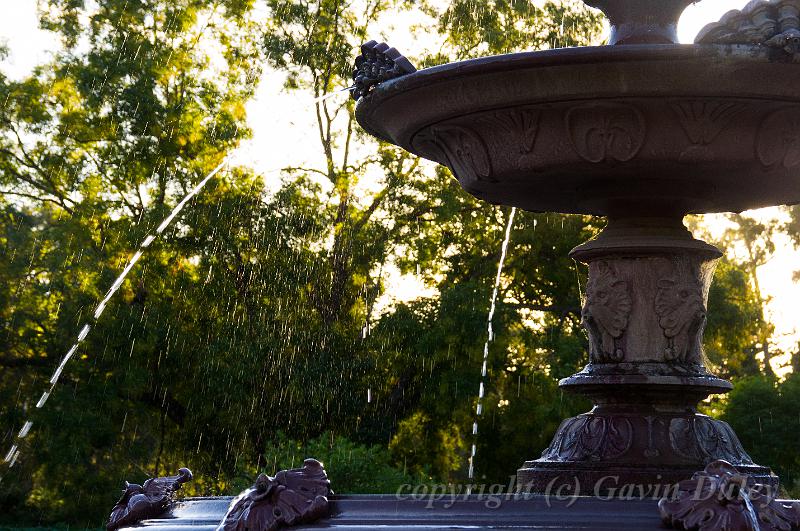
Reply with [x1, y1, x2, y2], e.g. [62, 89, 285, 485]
[107, 467, 193, 531]
[492, 109, 541, 158]
[541, 415, 634, 462]
[669, 417, 753, 466]
[582, 261, 631, 363]
[218, 459, 331, 531]
[756, 107, 800, 169]
[671, 100, 746, 161]
[644, 416, 660, 458]
[659, 460, 797, 531]
[695, 0, 800, 62]
[655, 275, 706, 364]
[566, 102, 645, 163]
[426, 125, 493, 184]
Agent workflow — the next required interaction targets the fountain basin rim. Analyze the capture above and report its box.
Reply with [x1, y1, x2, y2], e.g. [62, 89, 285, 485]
[355, 43, 800, 216]
[355, 43, 782, 144]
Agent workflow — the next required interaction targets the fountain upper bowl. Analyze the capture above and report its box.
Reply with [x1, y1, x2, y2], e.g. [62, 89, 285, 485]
[355, 44, 800, 216]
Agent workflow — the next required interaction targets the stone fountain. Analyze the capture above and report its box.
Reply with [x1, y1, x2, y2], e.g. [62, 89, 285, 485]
[117, 0, 800, 529]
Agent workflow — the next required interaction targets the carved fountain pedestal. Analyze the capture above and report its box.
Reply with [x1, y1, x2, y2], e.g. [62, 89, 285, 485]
[518, 216, 775, 493]
[352, 0, 800, 501]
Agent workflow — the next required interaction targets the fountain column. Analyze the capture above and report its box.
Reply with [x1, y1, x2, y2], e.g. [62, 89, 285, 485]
[517, 215, 776, 492]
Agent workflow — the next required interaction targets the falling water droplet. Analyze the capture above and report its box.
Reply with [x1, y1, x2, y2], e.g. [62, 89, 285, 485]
[3, 445, 17, 463]
[17, 421, 33, 439]
[36, 390, 50, 408]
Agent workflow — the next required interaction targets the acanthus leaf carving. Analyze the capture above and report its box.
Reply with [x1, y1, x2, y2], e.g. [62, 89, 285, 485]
[492, 108, 541, 157]
[669, 416, 753, 466]
[671, 100, 747, 162]
[583, 261, 631, 363]
[756, 107, 800, 169]
[566, 102, 645, 163]
[541, 415, 633, 462]
[655, 275, 706, 364]
[218, 458, 331, 531]
[659, 460, 795, 531]
[107, 467, 193, 531]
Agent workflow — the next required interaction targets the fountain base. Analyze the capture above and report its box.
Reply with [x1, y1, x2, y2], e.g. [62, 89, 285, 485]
[515, 216, 777, 494]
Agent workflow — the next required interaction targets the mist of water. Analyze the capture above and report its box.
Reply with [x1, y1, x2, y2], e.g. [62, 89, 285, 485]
[3, 157, 230, 470]
[468, 207, 516, 481]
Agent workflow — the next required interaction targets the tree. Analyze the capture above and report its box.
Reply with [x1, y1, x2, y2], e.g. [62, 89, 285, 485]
[0, 0, 262, 523]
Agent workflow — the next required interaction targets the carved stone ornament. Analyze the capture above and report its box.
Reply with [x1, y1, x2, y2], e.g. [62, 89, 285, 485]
[696, 0, 800, 61]
[218, 458, 331, 531]
[669, 417, 754, 466]
[417, 124, 493, 185]
[541, 415, 634, 462]
[582, 261, 631, 363]
[671, 100, 747, 161]
[490, 109, 542, 167]
[756, 107, 800, 169]
[659, 460, 800, 531]
[566, 102, 645, 163]
[351, 40, 417, 100]
[655, 275, 706, 364]
[107, 467, 193, 530]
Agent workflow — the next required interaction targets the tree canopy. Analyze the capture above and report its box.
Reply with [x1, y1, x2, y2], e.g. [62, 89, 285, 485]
[0, 0, 795, 526]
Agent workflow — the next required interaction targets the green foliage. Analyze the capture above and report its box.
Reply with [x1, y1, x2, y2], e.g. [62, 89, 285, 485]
[705, 258, 766, 378]
[722, 374, 800, 496]
[440, 0, 604, 57]
[261, 432, 419, 494]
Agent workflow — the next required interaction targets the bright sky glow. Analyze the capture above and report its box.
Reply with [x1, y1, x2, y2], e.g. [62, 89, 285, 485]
[2, 1, 799, 370]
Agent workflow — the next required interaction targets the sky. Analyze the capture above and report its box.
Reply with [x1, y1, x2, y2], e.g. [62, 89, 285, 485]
[2, 1, 799, 369]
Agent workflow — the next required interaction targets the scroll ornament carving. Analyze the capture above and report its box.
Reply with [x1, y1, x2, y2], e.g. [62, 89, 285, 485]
[695, 0, 800, 62]
[351, 40, 417, 100]
[418, 125, 493, 185]
[566, 102, 645, 163]
[582, 261, 631, 363]
[671, 100, 746, 161]
[655, 277, 706, 364]
[107, 467, 193, 531]
[659, 460, 798, 531]
[541, 415, 634, 462]
[218, 459, 331, 531]
[669, 417, 754, 466]
[756, 108, 800, 169]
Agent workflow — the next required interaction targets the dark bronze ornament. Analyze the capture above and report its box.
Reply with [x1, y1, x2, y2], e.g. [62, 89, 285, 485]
[351, 40, 416, 100]
[107, 467, 193, 530]
[659, 460, 800, 531]
[218, 458, 331, 531]
[696, 0, 800, 61]
[582, 260, 631, 363]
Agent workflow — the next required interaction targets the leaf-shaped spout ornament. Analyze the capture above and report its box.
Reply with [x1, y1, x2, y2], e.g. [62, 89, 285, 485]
[218, 459, 331, 531]
[659, 460, 798, 531]
[351, 41, 416, 100]
[696, 0, 800, 61]
[107, 467, 193, 531]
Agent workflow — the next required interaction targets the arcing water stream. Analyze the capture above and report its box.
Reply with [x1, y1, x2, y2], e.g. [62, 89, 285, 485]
[468, 207, 516, 481]
[2, 157, 230, 473]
